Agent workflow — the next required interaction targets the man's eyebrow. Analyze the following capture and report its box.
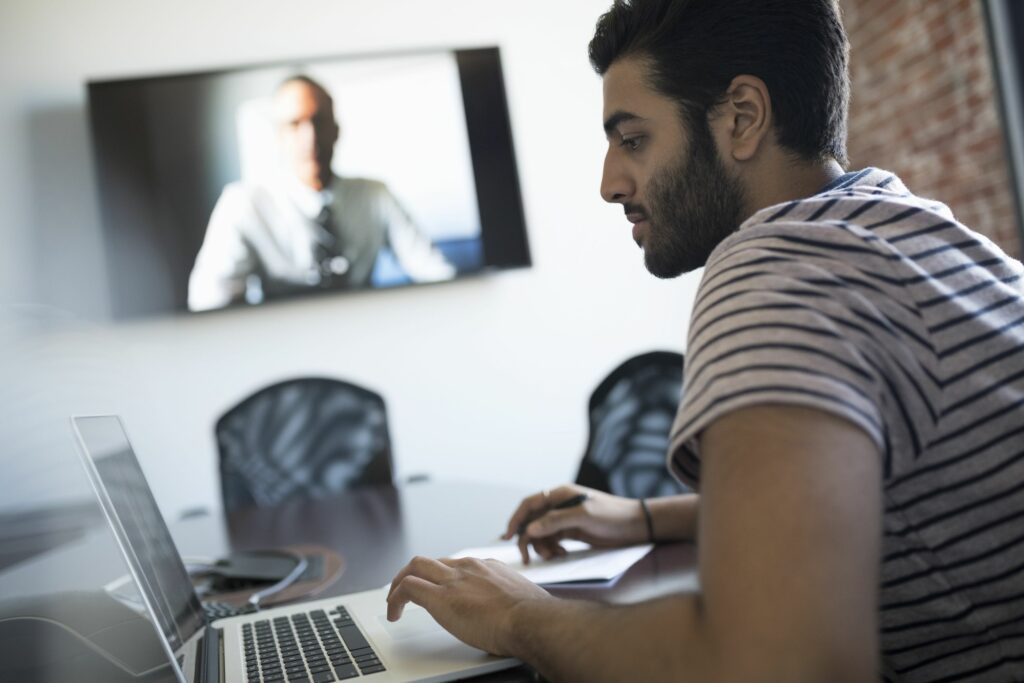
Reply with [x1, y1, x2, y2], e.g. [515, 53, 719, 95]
[603, 111, 642, 135]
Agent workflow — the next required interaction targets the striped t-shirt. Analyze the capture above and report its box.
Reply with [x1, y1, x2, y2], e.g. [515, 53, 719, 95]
[668, 168, 1024, 682]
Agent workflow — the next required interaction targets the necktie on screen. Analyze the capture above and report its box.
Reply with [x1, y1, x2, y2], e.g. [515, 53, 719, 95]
[311, 205, 350, 287]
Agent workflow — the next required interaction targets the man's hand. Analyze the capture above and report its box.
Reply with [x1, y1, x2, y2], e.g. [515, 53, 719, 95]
[385, 555, 556, 656]
[501, 484, 649, 563]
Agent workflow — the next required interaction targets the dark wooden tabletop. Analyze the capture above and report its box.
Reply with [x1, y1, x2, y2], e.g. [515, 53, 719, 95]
[221, 480, 699, 682]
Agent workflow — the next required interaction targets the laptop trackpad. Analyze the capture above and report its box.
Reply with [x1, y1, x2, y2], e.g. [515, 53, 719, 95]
[372, 602, 512, 671]
[377, 605, 448, 642]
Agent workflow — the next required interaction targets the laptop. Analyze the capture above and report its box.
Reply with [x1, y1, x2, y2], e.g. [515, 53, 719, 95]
[71, 415, 520, 683]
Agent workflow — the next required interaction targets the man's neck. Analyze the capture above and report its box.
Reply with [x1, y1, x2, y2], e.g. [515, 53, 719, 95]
[741, 156, 846, 222]
[284, 172, 335, 218]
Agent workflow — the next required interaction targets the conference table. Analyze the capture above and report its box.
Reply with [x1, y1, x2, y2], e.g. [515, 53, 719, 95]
[212, 479, 700, 682]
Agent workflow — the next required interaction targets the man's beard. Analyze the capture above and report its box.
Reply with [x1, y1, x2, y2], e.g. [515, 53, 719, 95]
[633, 119, 747, 278]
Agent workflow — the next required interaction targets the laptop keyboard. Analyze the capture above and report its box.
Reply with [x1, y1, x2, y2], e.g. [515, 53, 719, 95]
[243, 607, 386, 681]
[204, 600, 258, 621]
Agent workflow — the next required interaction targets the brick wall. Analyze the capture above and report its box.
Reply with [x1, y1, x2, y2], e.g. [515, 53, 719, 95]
[841, 0, 1022, 259]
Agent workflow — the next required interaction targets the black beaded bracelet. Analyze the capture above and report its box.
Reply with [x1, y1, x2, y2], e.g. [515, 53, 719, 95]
[639, 498, 655, 543]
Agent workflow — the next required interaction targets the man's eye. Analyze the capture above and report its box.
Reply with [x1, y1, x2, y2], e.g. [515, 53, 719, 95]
[620, 135, 644, 151]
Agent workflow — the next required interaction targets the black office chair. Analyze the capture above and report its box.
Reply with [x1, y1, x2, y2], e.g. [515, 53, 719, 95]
[215, 377, 394, 512]
[575, 351, 690, 499]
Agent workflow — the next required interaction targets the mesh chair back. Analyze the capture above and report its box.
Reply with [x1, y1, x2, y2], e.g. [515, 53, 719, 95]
[576, 351, 689, 499]
[216, 377, 393, 512]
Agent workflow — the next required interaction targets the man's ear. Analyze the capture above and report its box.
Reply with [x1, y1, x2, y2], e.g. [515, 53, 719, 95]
[716, 75, 772, 162]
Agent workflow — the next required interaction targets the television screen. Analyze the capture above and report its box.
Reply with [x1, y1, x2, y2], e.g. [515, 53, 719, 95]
[88, 47, 530, 317]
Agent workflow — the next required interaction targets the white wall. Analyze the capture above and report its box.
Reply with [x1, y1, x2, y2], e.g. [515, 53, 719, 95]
[0, 0, 701, 519]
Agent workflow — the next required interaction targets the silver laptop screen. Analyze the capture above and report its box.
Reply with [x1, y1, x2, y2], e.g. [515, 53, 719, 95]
[72, 416, 205, 657]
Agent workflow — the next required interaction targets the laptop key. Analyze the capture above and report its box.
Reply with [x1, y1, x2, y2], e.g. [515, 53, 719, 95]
[337, 625, 370, 651]
[360, 664, 386, 675]
[312, 673, 336, 683]
[333, 662, 359, 680]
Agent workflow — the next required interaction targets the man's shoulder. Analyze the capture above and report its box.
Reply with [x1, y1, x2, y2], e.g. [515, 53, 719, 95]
[706, 185, 957, 275]
[215, 180, 277, 207]
[691, 187, 957, 332]
[208, 180, 301, 234]
[332, 176, 391, 196]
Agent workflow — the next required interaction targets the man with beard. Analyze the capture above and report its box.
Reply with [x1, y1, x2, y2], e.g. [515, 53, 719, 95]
[386, 1, 1024, 681]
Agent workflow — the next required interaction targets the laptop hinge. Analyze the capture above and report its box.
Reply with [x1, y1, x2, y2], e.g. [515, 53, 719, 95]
[195, 626, 223, 683]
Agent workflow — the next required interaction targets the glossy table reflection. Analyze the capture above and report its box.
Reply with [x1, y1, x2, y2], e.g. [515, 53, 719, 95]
[209, 480, 699, 682]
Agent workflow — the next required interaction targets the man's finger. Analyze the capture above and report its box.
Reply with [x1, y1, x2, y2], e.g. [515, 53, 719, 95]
[387, 555, 457, 599]
[386, 574, 441, 621]
[517, 527, 533, 565]
[503, 490, 553, 540]
[532, 535, 566, 560]
[438, 556, 481, 570]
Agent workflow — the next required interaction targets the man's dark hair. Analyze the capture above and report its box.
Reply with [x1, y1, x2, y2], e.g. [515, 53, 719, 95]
[589, 0, 850, 166]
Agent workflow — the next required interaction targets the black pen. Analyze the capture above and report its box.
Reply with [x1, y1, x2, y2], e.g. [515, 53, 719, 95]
[517, 493, 589, 536]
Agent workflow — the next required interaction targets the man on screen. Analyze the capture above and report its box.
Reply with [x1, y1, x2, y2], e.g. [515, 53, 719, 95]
[187, 75, 455, 312]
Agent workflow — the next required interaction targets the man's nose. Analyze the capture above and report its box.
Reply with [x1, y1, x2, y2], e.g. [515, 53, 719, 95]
[600, 151, 632, 204]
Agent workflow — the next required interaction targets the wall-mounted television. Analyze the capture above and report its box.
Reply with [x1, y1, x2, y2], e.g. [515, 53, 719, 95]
[87, 47, 530, 318]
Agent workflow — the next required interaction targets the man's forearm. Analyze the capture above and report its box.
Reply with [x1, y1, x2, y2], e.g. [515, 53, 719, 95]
[506, 494, 704, 681]
[507, 593, 713, 683]
[649, 493, 699, 542]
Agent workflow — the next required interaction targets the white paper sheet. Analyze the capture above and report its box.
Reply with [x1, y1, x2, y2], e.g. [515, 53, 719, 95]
[452, 540, 653, 586]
